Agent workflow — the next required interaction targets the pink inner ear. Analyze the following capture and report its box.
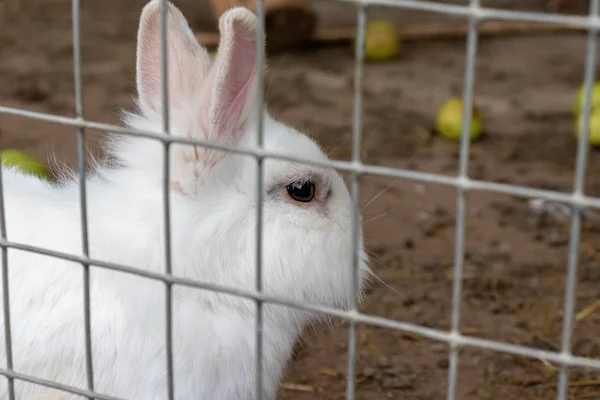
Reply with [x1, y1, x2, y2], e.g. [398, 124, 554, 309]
[205, 17, 259, 144]
[137, 3, 209, 115]
[220, 21, 258, 133]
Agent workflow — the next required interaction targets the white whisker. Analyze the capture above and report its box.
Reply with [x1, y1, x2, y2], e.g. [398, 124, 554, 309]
[327, 141, 348, 158]
[364, 207, 398, 223]
[265, 55, 287, 106]
[361, 180, 399, 211]
[362, 267, 403, 297]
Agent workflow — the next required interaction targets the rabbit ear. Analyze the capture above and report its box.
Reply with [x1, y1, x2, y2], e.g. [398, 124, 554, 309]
[136, 0, 212, 115]
[197, 8, 262, 152]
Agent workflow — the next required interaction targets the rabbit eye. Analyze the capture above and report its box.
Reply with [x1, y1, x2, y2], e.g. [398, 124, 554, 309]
[286, 181, 316, 203]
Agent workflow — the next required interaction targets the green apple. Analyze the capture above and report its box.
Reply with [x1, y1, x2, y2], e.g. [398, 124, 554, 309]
[357, 20, 401, 62]
[573, 83, 600, 116]
[1, 149, 49, 179]
[575, 111, 600, 146]
[435, 98, 483, 141]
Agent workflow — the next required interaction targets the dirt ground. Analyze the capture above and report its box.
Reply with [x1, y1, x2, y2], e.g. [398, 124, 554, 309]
[2, 0, 600, 399]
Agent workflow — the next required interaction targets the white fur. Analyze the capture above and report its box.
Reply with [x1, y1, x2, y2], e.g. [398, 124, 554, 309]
[0, 1, 368, 399]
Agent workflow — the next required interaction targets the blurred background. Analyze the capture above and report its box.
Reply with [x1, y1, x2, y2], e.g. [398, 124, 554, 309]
[2, 0, 600, 399]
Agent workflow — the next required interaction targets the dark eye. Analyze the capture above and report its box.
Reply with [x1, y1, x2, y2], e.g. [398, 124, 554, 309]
[286, 181, 316, 203]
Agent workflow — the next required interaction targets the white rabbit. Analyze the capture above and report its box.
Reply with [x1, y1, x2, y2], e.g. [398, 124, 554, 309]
[0, 1, 369, 399]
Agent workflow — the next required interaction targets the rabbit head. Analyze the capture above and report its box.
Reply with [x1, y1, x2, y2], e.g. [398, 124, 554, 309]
[110, 0, 369, 328]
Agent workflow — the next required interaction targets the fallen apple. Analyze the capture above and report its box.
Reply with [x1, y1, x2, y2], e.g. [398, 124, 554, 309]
[1, 149, 50, 179]
[359, 20, 401, 62]
[435, 98, 484, 141]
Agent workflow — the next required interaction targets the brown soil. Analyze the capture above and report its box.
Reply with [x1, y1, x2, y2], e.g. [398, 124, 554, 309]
[2, 0, 600, 399]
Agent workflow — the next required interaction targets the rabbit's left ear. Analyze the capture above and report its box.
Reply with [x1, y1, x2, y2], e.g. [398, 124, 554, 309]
[136, 0, 213, 115]
[194, 7, 263, 166]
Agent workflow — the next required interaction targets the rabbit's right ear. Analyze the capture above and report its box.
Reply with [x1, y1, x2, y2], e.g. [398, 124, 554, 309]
[136, 0, 212, 115]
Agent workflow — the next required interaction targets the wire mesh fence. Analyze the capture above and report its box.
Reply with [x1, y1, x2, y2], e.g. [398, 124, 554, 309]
[0, 0, 600, 399]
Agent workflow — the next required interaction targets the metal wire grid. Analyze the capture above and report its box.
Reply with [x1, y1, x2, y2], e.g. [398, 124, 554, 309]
[0, 0, 598, 399]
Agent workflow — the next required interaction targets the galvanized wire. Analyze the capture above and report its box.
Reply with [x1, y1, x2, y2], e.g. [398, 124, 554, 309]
[446, 1, 481, 398]
[0, 0, 599, 398]
[556, 1, 599, 399]
[345, 4, 367, 400]
[159, 0, 175, 398]
[332, 0, 598, 28]
[255, 0, 266, 398]
[71, 0, 95, 396]
[0, 131, 14, 400]
[5, 105, 600, 205]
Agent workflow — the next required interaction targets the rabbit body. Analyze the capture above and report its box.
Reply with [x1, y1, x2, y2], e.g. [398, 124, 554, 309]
[0, 152, 308, 400]
[0, 1, 367, 399]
